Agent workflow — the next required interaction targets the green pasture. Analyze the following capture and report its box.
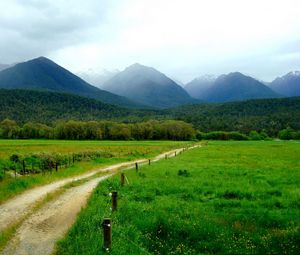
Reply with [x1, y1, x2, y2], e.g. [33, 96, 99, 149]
[56, 141, 300, 255]
[0, 140, 190, 204]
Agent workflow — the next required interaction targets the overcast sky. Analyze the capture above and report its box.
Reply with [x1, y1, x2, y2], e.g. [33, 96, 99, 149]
[1, 0, 300, 83]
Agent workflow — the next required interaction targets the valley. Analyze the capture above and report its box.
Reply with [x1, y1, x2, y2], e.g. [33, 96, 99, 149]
[1, 1, 299, 254]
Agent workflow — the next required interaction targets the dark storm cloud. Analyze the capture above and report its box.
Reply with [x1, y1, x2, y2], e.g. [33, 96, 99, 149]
[0, 0, 109, 63]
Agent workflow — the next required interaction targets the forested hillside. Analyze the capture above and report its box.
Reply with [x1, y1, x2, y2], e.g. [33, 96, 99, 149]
[0, 89, 299, 136]
[168, 97, 300, 135]
[0, 89, 160, 124]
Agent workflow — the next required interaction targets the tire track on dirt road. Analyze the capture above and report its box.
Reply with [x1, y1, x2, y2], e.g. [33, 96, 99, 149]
[0, 145, 200, 255]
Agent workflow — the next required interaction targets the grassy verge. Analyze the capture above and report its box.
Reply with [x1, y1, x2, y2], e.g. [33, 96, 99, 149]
[0, 140, 190, 204]
[56, 141, 300, 255]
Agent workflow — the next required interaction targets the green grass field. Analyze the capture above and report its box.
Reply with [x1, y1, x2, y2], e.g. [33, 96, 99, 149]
[56, 141, 300, 255]
[0, 140, 190, 204]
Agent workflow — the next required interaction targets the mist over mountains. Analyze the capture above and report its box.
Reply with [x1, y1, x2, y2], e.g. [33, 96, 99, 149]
[102, 63, 198, 108]
[185, 72, 280, 102]
[0, 64, 11, 72]
[0, 57, 299, 109]
[269, 71, 300, 97]
[0, 57, 141, 108]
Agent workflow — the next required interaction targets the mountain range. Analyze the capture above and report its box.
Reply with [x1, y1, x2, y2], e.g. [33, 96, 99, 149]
[0, 56, 299, 109]
[185, 72, 280, 102]
[0, 57, 141, 108]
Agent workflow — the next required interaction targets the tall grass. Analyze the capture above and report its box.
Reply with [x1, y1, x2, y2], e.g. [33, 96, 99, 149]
[56, 141, 300, 255]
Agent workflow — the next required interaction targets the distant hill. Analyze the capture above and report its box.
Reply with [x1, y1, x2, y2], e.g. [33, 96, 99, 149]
[184, 75, 216, 99]
[269, 71, 300, 97]
[0, 57, 142, 108]
[186, 72, 280, 102]
[0, 89, 159, 124]
[102, 63, 198, 108]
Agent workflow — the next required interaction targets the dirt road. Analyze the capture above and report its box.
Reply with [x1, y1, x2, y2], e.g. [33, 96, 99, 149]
[0, 145, 199, 255]
[1, 175, 112, 255]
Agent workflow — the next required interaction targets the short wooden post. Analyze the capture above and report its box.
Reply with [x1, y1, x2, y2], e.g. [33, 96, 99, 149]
[121, 173, 125, 186]
[112, 191, 118, 211]
[175, 151, 177, 157]
[165, 154, 167, 159]
[55, 162, 58, 172]
[102, 218, 112, 251]
[22, 160, 25, 175]
[72, 155, 75, 164]
[135, 162, 138, 172]
[148, 159, 151, 165]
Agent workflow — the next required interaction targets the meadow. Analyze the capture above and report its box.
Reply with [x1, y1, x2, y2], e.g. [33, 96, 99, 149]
[56, 141, 300, 255]
[0, 140, 190, 204]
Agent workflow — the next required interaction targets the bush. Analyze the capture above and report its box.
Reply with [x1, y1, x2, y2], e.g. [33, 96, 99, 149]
[195, 131, 206, 140]
[204, 131, 229, 140]
[292, 131, 300, 140]
[278, 128, 293, 140]
[249, 131, 262, 140]
[201, 131, 249, 141]
[228, 132, 249, 140]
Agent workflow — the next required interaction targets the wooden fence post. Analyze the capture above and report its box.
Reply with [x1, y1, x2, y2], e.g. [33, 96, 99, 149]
[175, 151, 177, 157]
[112, 191, 118, 211]
[135, 162, 138, 172]
[55, 162, 58, 172]
[165, 154, 167, 159]
[121, 173, 125, 186]
[22, 160, 25, 175]
[102, 218, 112, 251]
[148, 159, 151, 165]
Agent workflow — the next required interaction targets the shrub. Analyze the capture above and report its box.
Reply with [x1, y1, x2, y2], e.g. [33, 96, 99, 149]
[292, 131, 300, 140]
[202, 131, 249, 140]
[278, 128, 293, 140]
[249, 131, 262, 140]
[196, 131, 206, 140]
[228, 132, 249, 140]
[204, 131, 229, 140]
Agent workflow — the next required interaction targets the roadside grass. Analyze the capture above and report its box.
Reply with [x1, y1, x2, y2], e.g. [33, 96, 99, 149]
[56, 141, 300, 255]
[0, 140, 189, 204]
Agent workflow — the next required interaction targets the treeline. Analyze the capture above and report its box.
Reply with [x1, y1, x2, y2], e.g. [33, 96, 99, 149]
[196, 129, 300, 140]
[1, 90, 300, 137]
[0, 119, 195, 141]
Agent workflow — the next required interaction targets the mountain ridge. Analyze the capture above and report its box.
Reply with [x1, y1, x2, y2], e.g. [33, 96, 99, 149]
[0, 57, 143, 108]
[269, 71, 300, 97]
[185, 72, 280, 102]
[102, 63, 199, 108]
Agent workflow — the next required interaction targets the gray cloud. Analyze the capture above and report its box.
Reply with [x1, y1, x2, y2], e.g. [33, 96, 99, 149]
[0, 0, 300, 83]
[0, 0, 109, 63]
